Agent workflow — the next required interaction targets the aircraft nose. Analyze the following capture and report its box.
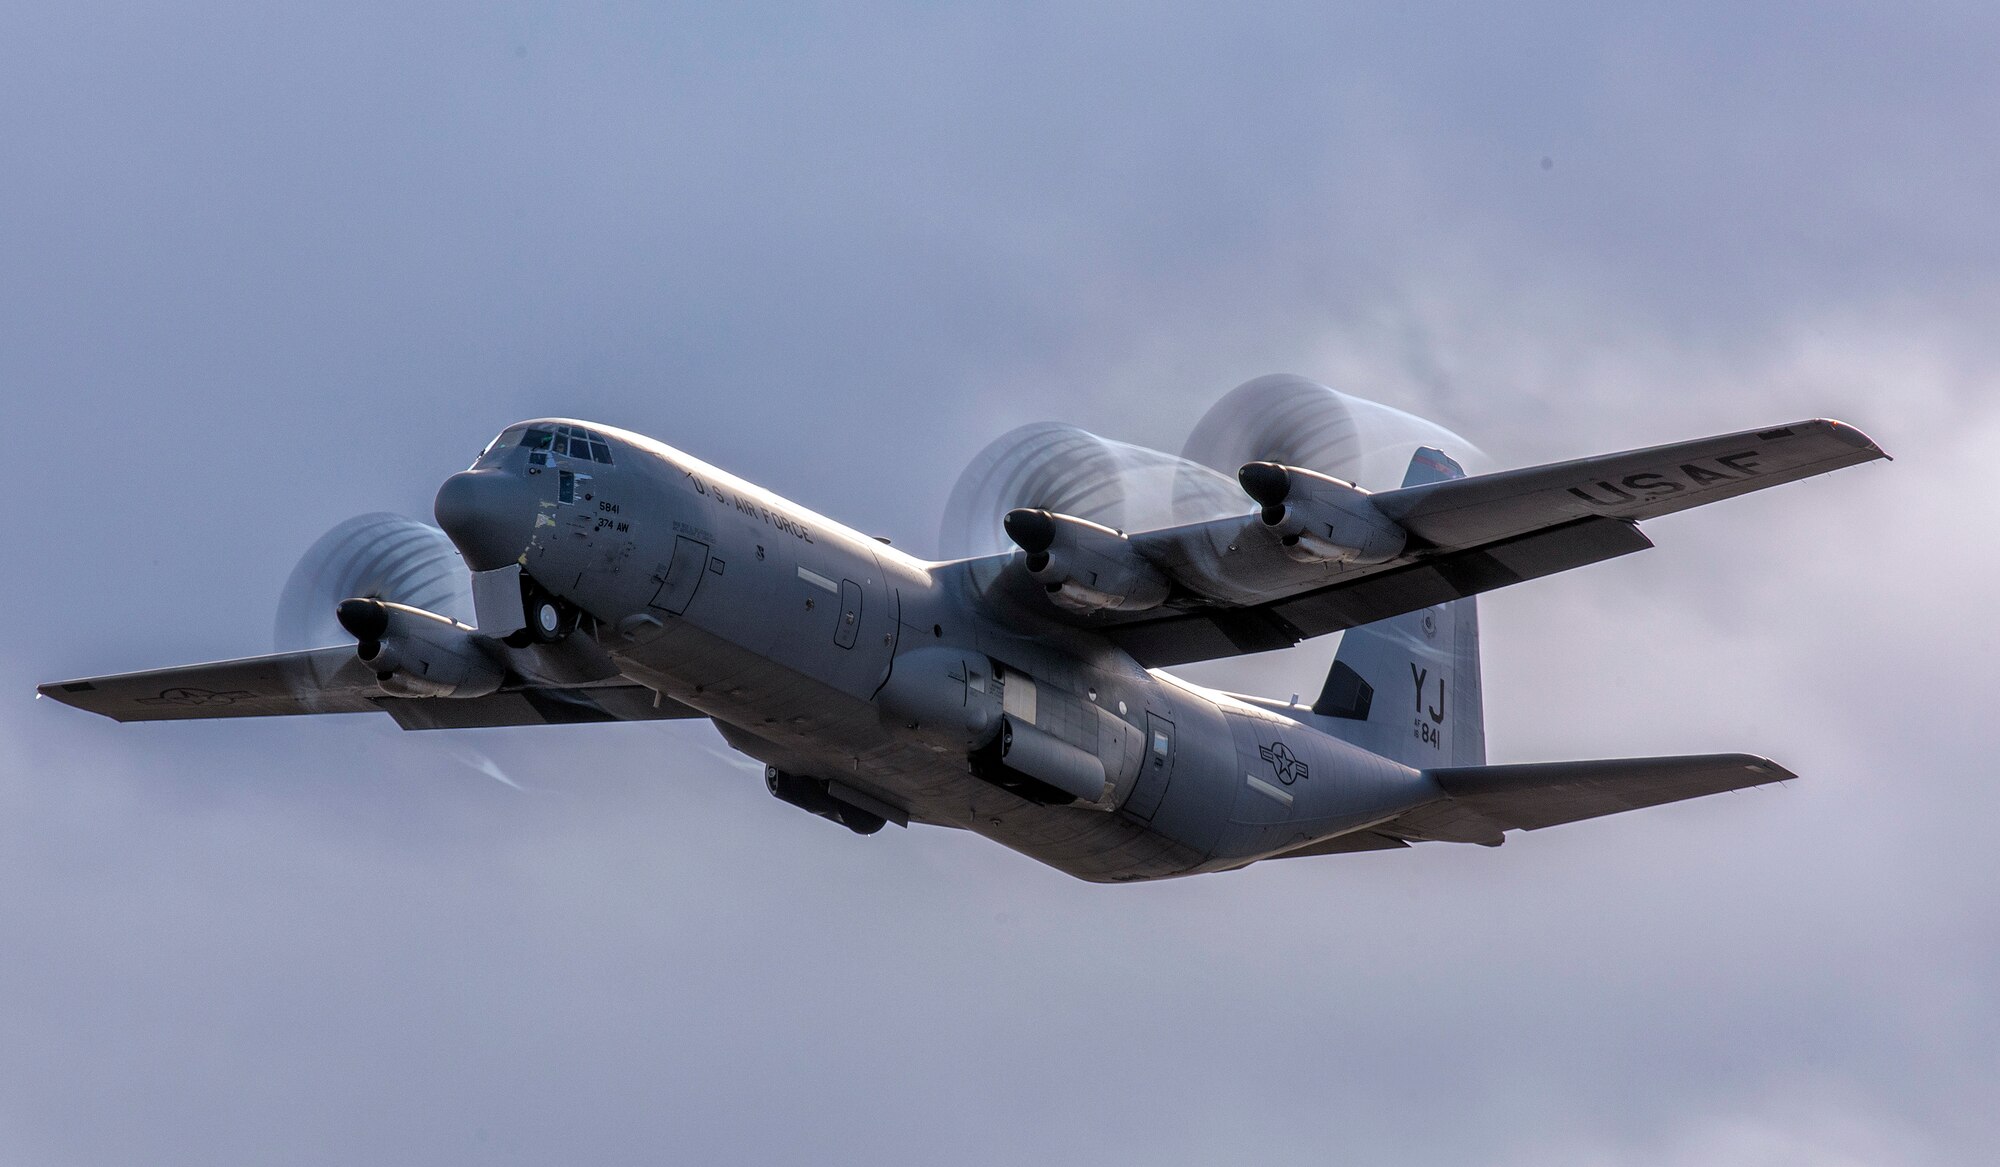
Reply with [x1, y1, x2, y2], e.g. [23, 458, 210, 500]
[434, 469, 537, 571]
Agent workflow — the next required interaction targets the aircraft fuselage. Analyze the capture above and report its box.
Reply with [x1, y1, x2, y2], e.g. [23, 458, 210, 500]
[437, 420, 1443, 882]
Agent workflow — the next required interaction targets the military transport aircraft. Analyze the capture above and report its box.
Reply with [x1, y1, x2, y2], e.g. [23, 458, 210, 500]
[40, 376, 1887, 882]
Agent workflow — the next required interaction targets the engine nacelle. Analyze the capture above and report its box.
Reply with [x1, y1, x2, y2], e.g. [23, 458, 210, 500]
[1237, 462, 1407, 565]
[1002, 508, 1171, 613]
[337, 598, 505, 698]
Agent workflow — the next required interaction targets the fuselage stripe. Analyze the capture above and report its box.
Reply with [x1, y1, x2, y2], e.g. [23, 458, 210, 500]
[1246, 774, 1295, 807]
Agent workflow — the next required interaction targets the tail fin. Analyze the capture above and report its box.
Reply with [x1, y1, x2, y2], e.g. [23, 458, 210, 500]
[1312, 447, 1486, 768]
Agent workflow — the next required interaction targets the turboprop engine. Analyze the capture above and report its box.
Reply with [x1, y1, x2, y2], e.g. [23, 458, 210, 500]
[335, 598, 505, 698]
[1237, 462, 1408, 565]
[1002, 508, 1171, 614]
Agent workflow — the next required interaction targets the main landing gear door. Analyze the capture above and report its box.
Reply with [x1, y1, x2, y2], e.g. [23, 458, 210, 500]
[650, 536, 710, 615]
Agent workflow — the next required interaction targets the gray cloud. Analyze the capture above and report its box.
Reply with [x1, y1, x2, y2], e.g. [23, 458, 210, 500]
[3, 3, 1993, 1164]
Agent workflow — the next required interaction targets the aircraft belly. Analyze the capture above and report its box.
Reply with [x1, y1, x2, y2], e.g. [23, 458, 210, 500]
[807, 742, 1209, 882]
[612, 604, 1443, 881]
[590, 471, 1409, 882]
[652, 667, 1202, 881]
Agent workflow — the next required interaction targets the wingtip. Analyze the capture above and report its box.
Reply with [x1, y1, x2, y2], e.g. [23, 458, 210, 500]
[37, 678, 111, 715]
[1739, 754, 1798, 783]
[1812, 418, 1891, 461]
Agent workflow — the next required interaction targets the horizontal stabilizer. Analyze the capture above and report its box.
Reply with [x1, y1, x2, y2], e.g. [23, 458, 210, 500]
[38, 648, 703, 729]
[1389, 753, 1795, 844]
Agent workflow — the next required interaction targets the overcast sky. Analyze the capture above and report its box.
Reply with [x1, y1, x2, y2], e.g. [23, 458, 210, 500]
[3, 4, 1995, 1164]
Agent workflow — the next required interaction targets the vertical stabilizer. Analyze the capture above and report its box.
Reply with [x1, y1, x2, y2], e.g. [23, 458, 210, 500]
[1312, 447, 1486, 768]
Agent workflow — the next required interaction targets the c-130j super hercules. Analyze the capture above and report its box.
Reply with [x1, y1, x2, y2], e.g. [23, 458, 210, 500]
[42, 376, 1887, 882]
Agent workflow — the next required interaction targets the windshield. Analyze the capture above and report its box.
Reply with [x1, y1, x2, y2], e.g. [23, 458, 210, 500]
[520, 424, 614, 464]
[473, 423, 617, 471]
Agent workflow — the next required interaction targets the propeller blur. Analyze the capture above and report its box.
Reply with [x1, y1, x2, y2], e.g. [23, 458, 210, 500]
[41, 382, 1888, 882]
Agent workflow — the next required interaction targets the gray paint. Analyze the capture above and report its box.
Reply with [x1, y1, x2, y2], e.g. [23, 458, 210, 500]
[44, 412, 1876, 883]
[5, 6, 1987, 1160]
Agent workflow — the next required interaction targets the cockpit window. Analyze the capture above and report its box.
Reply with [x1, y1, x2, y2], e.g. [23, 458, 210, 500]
[520, 424, 614, 465]
[471, 431, 508, 469]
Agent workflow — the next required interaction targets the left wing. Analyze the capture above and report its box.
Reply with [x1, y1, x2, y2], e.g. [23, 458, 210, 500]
[956, 418, 1885, 666]
[39, 647, 703, 729]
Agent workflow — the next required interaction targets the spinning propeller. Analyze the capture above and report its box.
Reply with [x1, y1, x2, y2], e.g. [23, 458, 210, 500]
[940, 376, 1480, 558]
[274, 512, 475, 652]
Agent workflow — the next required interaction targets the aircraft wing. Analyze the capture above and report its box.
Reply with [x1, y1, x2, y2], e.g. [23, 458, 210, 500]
[1369, 418, 1884, 546]
[38, 647, 704, 729]
[968, 419, 1885, 667]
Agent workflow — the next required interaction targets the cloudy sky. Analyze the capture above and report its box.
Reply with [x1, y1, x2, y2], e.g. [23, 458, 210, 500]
[4, 3, 1995, 1163]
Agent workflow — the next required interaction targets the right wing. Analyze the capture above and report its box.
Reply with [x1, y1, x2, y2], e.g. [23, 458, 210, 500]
[38, 647, 704, 729]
